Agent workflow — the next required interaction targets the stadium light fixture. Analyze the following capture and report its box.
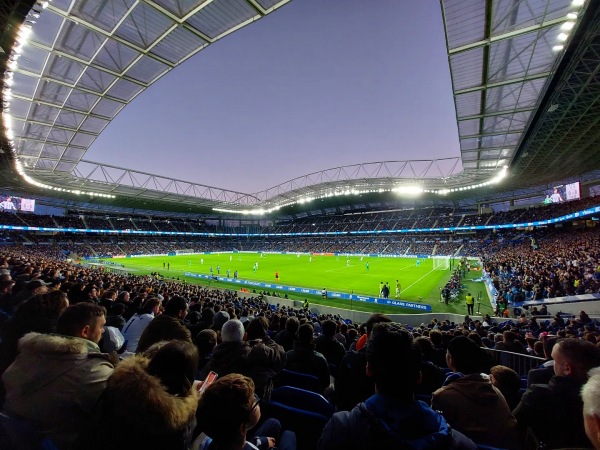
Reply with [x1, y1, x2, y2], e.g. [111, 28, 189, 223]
[557, 33, 569, 42]
[571, 0, 584, 6]
[552, 45, 564, 52]
[561, 21, 575, 31]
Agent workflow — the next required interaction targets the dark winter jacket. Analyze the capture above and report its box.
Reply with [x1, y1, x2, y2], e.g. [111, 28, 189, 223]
[318, 394, 477, 450]
[513, 375, 592, 449]
[136, 314, 192, 353]
[284, 341, 330, 393]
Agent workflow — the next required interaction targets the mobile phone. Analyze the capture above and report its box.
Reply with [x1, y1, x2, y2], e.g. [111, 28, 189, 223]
[198, 371, 218, 393]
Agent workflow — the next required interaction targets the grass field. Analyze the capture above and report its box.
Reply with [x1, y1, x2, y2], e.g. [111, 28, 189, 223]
[115, 252, 491, 315]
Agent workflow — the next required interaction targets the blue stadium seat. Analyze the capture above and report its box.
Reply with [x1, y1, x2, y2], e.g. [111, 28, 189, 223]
[0, 411, 58, 450]
[271, 386, 334, 417]
[277, 369, 322, 393]
[266, 387, 334, 450]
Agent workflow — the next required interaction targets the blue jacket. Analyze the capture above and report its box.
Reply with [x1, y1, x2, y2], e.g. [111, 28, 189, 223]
[318, 394, 476, 450]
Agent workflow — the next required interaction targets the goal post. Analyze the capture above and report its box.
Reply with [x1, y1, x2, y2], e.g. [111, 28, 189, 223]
[432, 255, 450, 271]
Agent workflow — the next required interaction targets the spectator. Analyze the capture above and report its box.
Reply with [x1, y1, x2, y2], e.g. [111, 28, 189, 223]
[335, 313, 391, 411]
[274, 316, 299, 352]
[513, 338, 600, 448]
[122, 297, 161, 352]
[136, 296, 191, 353]
[582, 367, 600, 450]
[489, 365, 522, 411]
[527, 336, 557, 386]
[2, 303, 114, 450]
[197, 373, 296, 450]
[494, 331, 528, 354]
[432, 336, 520, 449]
[199, 319, 285, 401]
[195, 328, 218, 373]
[90, 340, 200, 450]
[318, 323, 476, 449]
[314, 319, 346, 369]
[284, 322, 330, 394]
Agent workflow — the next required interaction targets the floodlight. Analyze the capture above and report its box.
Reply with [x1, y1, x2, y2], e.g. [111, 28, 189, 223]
[561, 21, 575, 31]
[557, 33, 569, 42]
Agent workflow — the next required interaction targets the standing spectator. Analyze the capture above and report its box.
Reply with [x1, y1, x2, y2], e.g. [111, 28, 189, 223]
[2, 303, 114, 450]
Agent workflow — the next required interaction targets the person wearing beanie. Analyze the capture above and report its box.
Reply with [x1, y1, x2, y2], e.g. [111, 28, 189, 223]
[431, 336, 519, 448]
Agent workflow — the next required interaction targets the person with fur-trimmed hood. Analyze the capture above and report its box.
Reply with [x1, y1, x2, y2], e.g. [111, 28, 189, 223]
[90, 340, 200, 450]
[2, 303, 114, 450]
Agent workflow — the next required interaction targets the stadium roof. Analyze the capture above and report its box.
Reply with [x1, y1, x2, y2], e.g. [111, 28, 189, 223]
[1, 0, 599, 215]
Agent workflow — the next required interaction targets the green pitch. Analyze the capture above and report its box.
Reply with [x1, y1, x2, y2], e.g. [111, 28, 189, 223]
[116, 253, 488, 315]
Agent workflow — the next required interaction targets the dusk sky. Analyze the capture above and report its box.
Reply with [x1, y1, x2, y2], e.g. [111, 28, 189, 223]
[87, 0, 460, 195]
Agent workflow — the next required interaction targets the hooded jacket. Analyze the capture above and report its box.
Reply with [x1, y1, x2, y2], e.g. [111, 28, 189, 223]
[2, 332, 114, 450]
[317, 394, 477, 450]
[432, 374, 520, 449]
[199, 337, 285, 401]
[90, 355, 199, 450]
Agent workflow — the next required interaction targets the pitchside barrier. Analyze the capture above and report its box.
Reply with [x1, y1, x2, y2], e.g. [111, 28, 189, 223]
[184, 271, 432, 312]
[483, 349, 545, 377]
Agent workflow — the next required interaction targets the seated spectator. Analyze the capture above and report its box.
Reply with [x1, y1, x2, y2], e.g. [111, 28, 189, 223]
[582, 367, 600, 450]
[122, 297, 161, 352]
[274, 316, 299, 351]
[90, 340, 200, 450]
[514, 338, 600, 448]
[136, 296, 191, 353]
[2, 303, 114, 450]
[414, 336, 446, 395]
[489, 365, 522, 411]
[317, 323, 476, 450]
[195, 328, 218, 373]
[335, 313, 391, 411]
[314, 319, 346, 369]
[527, 336, 557, 386]
[0, 290, 69, 382]
[284, 322, 330, 394]
[432, 336, 520, 449]
[494, 330, 527, 354]
[197, 373, 296, 450]
[199, 319, 284, 401]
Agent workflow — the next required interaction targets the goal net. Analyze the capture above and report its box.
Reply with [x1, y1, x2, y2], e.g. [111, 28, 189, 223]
[174, 249, 194, 255]
[432, 256, 450, 271]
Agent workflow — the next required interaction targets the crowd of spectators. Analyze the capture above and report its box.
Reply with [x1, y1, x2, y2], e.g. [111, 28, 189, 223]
[1, 247, 600, 449]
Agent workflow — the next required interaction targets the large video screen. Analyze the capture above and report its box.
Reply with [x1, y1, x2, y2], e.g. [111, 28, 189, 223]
[544, 182, 581, 204]
[0, 195, 36, 212]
